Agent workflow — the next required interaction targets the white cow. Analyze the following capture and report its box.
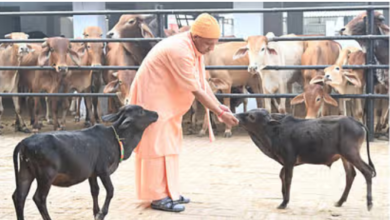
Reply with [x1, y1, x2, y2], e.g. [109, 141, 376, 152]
[233, 32, 304, 114]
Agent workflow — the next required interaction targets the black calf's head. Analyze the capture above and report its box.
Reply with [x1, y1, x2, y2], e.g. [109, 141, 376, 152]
[235, 108, 280, 132]
[102, 105, 158, 132]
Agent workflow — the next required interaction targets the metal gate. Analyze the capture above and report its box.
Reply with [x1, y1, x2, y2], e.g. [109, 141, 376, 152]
[0, 5, 388, 140]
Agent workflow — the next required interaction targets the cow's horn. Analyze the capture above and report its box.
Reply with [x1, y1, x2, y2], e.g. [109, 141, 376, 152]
[4, 34, 11, 39]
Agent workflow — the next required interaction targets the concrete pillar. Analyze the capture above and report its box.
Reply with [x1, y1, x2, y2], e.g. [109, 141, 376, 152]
[233, 2, 264, 113]
[263, 2, 283, 36]
[72, 2, 108, 117]
[287, 12, 303, 35]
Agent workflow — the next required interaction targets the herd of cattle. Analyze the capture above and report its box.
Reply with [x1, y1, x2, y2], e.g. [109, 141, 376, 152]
[0, 11, 388, 138]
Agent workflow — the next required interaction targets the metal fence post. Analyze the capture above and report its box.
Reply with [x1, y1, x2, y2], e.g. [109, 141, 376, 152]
[155, 4, 164, 37]
[366, 7, 375, 141]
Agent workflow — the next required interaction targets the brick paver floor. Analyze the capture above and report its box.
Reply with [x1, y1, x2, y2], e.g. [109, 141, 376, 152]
[0, 126, 388, 220]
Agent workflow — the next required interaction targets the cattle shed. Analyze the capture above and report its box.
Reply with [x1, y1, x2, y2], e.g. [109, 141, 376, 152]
[0, 1, 388, 140]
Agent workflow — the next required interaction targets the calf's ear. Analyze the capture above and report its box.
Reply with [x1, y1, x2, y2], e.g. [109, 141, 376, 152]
[343, 70, 362, 88]
[323, 93, 338, 107]
[102, 107, 125, 123]
[233, 47, 248, 60]
[38, 46, 50, 66]
[291, 93, 305, 105]
[102, 112, 120, 123]
[310, 75, 324, 85]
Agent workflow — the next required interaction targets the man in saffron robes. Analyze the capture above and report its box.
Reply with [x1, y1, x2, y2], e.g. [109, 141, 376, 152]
[129, 13, 239, 212]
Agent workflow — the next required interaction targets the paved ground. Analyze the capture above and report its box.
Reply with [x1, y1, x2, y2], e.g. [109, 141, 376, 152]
[0, 117, 388, 220]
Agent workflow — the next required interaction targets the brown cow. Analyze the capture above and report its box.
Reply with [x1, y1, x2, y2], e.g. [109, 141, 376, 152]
[17, 41, 44, 126]
[31, 37, 80, 133]
[340, 11, 389, 66]
[291, 40, 340, 117]
[323, 47, 366, 122]
[105, 15, 155, 114]
[70, 27, 105, 126]
[0, 32, 34, 134]
[340, 11, 389, 137]
[290, 83, 338, 119]
[103, 70, 136, 105]
[301, 40, 341, 86]
[202, 41, 263, 138]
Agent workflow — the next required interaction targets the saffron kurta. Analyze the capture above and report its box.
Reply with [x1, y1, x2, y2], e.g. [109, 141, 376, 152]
[129, 32, 212, 200]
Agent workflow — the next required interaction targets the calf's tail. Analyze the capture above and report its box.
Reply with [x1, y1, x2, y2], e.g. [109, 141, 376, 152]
[357, 121, 377, 178]
[13, 142, 23, 187]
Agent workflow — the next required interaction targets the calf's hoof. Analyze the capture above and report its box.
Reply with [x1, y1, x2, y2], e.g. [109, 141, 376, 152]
[95, 212, 105, 220]
[224, 131, 232, 138]
[32, 128, 39, 134]
[367, 202, 373, 211]
[74, 116, 80, 122]
[334, 201, 343, 207]
[47, 120, 53, 125]
[277, 202, 288, 209]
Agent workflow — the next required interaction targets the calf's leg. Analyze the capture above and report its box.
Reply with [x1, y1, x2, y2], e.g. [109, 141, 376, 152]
[33, 176, 54, 220]
[89, 176, 100, 216]
[12, 162, 35, 220]
[344, 152, 374, 211]
[335, 158, 356, 207]
[278, 166, 294, 209]
[95, 174, 114, 220]
[279, 167, 286, 201]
